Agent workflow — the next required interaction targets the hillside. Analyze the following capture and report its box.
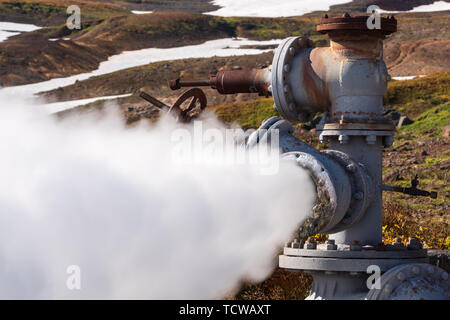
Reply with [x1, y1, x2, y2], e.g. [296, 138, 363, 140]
[1, 1, 449, 86]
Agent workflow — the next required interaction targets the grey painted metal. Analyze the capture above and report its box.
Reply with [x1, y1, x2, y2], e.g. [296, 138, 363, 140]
[366, 263, 450, 300]
[248, 118, 375, 238]
[322, 150, 374, 233]
[306, 272, 368, 300]
[280, 255, 427, 273]
[246, 16, 449, 299]
[271, 37, 317, 122]
[283, 247, 428, 259]
[328, 136, 383, 246]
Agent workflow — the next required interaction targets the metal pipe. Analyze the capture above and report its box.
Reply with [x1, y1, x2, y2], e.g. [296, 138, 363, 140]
[169, 68, 271, 96]
[139, 91, 170, 112]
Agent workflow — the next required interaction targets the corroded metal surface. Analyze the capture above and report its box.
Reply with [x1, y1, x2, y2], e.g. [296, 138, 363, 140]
[316, 14, 397, 36]
[139, 88, 206, 123]
[271, 36, 327, 123]
[169, 88, 207, 123]
[169, 68, 271, 96]
[282, 150, 353, 239]
[210, 68, 270, 95]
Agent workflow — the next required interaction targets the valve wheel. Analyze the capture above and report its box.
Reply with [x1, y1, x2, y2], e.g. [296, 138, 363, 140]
[168, 88, 207, 123]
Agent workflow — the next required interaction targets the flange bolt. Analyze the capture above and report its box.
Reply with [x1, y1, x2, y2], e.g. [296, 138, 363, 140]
[346, 163, 356, 173]
[353, 192, 364, 200]
[325, 239, 337, 250]
[350, 240, 362, 251]
[407, 238, 423, 250]
[304, 237, 317, 250]
[392, 237, 406, 250]
[291, 238, 302, 248]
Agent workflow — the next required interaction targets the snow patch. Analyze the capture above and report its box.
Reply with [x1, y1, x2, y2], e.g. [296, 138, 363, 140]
[377, 1, 450, 13]
[206, 0, 350, 17]
[131, 10, 153, 15]
[0, 38, 281, 112]
[0, 22, 41, 42]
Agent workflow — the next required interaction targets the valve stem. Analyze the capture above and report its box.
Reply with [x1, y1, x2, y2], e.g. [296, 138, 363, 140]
[382, 175, 437, 199]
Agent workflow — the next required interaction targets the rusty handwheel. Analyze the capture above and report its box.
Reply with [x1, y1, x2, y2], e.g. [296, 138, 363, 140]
[139, 88, 207, 123]
[168, 88, 207, 123]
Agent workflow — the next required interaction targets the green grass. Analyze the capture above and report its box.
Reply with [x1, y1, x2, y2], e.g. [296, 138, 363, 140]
[424, 157, 450, 167]
[213, 98, 279, 129]
[384, 72, 450, 118]
[222, 16, 318, 40]
[399, 102, 450, 136]
[0, 0, 130, 25]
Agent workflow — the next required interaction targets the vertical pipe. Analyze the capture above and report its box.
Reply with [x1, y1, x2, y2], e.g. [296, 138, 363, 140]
[328, 136, 383, 246]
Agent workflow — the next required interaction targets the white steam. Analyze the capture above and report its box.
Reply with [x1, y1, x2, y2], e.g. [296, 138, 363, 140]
[0, 94, 315, 299]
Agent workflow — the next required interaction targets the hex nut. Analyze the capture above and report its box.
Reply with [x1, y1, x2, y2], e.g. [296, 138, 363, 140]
[319, 134, 329, 143]
[324, 239, 337, 250]
[304, 238, 317, 250]
[407, 238, 423, 250]
[304, 242, 317, 250]
[350, 240, 362, 251]
[366, 135, 377, 145]
[396, 272, 406, 281]
[383, 135, 394, 147]
[353, 192, 363, 200]
[392, 237, 406, 250]
[291, 239, 301, 248]
[291, 242, 301, 249]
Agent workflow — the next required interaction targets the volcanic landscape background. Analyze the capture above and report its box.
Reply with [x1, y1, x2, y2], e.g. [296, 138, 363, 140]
[0, 0, 449, 299]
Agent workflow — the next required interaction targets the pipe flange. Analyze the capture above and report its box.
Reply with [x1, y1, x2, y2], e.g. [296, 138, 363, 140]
[321, 150, 374, 233]
[283, 151, 352, 238]
[366, 263, 450, 300]
[317, 14, 397, 36]
[317, 129, 394, 137]
[283, 247, 428, 259]
[279, 255, 426, 273]
[272, 36, 314, 123]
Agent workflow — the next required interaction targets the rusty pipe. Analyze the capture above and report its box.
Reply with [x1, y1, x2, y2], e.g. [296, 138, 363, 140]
[210, 69, 270, 95]
[170, 68, 271, 96]
[169, 79, 211, 90]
